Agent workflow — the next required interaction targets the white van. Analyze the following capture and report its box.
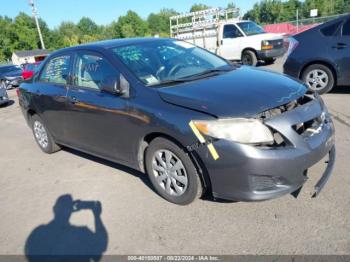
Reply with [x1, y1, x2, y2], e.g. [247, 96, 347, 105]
[170, 8, 285, 66]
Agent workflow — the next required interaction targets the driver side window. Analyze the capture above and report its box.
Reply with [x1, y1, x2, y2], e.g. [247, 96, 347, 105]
[223, 24, 243, 39]
[73, 52, 117, 90]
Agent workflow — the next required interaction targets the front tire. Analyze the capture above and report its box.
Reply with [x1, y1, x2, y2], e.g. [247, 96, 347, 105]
[145, 137, 202, 205]
[302, 64, 335, 94]
[31, 114, 61, 154]
[241, 50, 258, 66]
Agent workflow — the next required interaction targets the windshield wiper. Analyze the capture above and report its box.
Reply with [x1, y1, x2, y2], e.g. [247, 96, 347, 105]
[149, 78, 191, 87]
[149, 66, 237, 87]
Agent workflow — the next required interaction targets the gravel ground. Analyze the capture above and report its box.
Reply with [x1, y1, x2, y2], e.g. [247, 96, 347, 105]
[0, 58, 349, 257]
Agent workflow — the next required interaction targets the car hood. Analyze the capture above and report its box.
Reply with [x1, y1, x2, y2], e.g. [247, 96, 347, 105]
[157, 66, 306, 118]
[248, 32, 283, 41]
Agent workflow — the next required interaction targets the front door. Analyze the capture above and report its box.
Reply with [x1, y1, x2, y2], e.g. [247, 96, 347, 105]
[64, 50, 132, 163]
[220, 24, 244, 60]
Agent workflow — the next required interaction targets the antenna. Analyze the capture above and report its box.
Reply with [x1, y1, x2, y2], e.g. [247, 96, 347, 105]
[28, 0, 45, 49]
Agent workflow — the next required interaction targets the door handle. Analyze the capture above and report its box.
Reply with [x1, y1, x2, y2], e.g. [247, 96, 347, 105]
[332, 43, 347, 49]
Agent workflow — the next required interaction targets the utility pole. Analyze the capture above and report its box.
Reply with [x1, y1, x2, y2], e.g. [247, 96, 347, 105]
[28, 0, 45, 49]
[296, 9, 299, 33]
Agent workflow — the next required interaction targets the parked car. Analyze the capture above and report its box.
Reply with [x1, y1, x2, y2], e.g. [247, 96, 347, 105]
[284, 14, 350, 94]
[0, 64, 23, 90]
[22, 62, 41, 80]
[0, 81, 9, 106]
[170, 8, 285, 66]
[18, 38, 335, 205]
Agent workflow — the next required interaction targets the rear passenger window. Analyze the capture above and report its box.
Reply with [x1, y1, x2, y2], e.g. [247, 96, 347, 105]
[39, 55, 71, 84]
[320, 21, 342, 36]
[74, 53, 117, 90]
[343, 20, 350, 36]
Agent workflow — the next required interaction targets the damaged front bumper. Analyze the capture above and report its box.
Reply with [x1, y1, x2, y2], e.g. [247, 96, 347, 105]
[195, 93, 336, 202]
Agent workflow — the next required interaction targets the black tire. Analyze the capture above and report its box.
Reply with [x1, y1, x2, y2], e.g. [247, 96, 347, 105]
[241, 50, 258, 66]
[31, 114, 61, 154]
[302, 64, 335, 94]
[264, 58, 276, 65]
[145, 137, 203, 205]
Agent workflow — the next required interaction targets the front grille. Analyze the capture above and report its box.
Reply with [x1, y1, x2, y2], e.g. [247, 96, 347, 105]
[293, 112, 326, 137]
[257, 94, 318, 147]
[270, 39, 284, 49]
[258, 94, 313, 120]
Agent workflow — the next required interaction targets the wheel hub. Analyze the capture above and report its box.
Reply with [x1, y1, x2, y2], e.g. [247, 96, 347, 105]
[34, 121, 48, 149]
[152, 149, 188, 196]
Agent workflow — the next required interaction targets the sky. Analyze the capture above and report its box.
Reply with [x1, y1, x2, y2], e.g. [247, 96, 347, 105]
[3, 0, 257, 29]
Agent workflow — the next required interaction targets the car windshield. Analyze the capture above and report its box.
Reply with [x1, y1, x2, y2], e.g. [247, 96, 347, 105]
[237, 21, 266, 36]
[111, 40, 231, 86]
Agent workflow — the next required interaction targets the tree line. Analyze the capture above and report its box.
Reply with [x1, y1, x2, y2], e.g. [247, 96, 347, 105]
[1, 1, 349, 62]
[243, 0, 350, 24]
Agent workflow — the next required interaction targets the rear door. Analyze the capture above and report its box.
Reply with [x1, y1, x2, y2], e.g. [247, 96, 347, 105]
[64, 50, 132, 162]
[220, 24, 244, 60]
[33, 53, 72, 141]
[325, 19, 350, 85]
[336, 19, 350, 84]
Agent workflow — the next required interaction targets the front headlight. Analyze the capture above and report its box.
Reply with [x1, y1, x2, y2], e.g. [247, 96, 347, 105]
[261, 40, 273, 50]
[193, 118, 274, 144]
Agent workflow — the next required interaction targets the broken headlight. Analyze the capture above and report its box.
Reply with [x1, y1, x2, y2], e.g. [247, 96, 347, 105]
[193, 118, 274, 145]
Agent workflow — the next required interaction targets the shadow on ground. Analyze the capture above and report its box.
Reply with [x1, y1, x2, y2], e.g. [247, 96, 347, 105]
[62, 147, 156, 194]
[0, 100, 15, 108]
[332, 86, 350, 94]
[62, 148, 237, 204]
[25, 194, 108, 262]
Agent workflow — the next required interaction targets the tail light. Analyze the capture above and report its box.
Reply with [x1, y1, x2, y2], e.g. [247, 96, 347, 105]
[286, 37, 299, 56]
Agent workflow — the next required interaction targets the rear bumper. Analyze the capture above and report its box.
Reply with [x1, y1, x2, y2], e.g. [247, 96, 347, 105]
[196, 95, 335, 201]
[257, 47, 285, 60]
[283, 57, 301, 79]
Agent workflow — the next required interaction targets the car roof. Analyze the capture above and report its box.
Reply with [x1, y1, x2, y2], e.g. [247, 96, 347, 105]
[51, 38, 172, 56]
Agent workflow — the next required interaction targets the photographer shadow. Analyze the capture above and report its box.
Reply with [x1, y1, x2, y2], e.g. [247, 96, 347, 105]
[25, 194, 108, 262]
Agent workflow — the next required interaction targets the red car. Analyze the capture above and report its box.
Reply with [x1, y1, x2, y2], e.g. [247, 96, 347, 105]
[22, 62, 41, 80]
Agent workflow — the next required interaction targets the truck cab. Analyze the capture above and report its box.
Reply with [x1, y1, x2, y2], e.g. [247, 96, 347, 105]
[218, 21, 285, 65]
[170, 8, 286, 66]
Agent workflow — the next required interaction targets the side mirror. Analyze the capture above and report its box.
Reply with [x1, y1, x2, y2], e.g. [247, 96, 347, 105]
[101, 74, 130, 97]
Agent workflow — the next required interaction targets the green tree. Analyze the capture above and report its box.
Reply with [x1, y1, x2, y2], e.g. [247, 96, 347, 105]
[114, 11, 149, 38]
[147, 8, 178, 36]
[190, 3, 211, 12]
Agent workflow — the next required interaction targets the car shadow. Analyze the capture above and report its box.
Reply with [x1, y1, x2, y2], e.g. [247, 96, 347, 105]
[62, 147, 241, 204]
[0, 100, 15, 108]
[25, 194, 108, 261]
[62, 147, 157, 195]
[331, 86, 350, 94]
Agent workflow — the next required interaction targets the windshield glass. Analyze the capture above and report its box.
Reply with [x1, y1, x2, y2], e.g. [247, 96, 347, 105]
[237, 21, 265, 36]
[111, 40, 230, 86]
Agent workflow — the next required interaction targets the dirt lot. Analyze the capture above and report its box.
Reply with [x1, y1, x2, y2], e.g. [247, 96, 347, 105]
[0, 59, 349, 256]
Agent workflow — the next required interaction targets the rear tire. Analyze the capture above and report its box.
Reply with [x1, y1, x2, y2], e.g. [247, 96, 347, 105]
[241, 50, 258, 66]
[145, 137, 202, 205]
[302, 64, 335, 94]
[31, 114, 61, 154]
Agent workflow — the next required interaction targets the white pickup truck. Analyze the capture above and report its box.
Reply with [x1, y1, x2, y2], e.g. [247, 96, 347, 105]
[170, 8, 285, 66]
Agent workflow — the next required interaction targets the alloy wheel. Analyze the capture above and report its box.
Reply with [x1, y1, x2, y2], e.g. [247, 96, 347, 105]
[33, 121, 49, 149]
[306, 69, 329, 91]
